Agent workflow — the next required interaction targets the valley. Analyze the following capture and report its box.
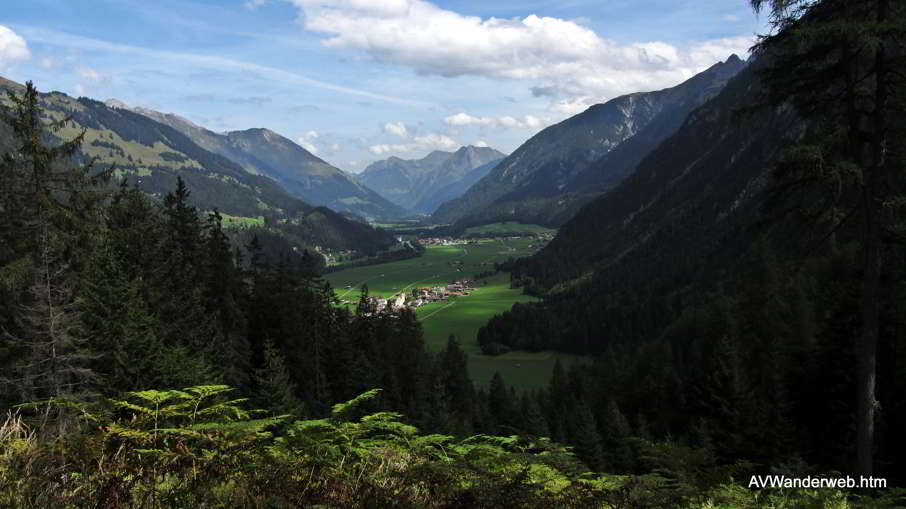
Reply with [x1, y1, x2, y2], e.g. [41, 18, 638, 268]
[3, 0, 905, 501]
[324, 235, 581, 389]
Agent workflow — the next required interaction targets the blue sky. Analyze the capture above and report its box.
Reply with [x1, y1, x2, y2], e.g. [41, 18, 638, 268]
[0, 0, 765, 172]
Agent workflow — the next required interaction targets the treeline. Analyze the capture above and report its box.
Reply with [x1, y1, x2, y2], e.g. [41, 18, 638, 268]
[321, 241, 425, 275]
[478, 0, 906, 486]
[0, 82, 476, 435]
[483, 242, 906, 478]
[0, 81, 588, 450]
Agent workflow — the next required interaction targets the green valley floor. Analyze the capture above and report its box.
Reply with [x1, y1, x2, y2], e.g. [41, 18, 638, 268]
[325, 239, 584, 388]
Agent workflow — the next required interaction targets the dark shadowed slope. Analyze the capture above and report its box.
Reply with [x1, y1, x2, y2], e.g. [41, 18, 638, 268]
[432, 55, 746, 228]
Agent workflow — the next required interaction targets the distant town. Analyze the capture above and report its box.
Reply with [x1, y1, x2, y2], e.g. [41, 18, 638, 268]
[340, 278, 477, 313]
[415, 237, 475, 246]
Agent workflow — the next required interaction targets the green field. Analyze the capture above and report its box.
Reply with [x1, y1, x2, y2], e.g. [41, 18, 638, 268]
[463, 222, 556, 237]
[219, 213, 265, 229]
[325, 240, 586, 389]
[325, 239, 535, 299]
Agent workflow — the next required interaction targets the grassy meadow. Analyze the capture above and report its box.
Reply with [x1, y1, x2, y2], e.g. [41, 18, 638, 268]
[325, 238, 535, 299]
[462, 221, 556, 237]
[325, 238, 586, 389]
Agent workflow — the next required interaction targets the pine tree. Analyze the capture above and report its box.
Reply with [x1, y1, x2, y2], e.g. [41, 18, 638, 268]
[80, 242, 163, 392]
[750, 0, 906, 476]
[0, 82, 106, 426]
[154, 177, 216, 357]
[254, 340, 304, 418]
[598, 399, 631, 471]
[3, 224, 98, 429]
[0, 81, 104, 269]
[245, 234, 265, 273]
[571, 401, 604, 471]
[488, 372, 514, 433]
[201, 210, 250, 389]
[439, 336, 475, 435]
[520, 392, 549, 437]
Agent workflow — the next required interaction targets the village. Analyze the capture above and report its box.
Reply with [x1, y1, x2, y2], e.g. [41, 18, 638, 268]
[341, 278, 478, 313]
[415, 237, 474, 246]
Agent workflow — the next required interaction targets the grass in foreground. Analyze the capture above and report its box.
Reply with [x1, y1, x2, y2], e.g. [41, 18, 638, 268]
[3, 389, 901, 508]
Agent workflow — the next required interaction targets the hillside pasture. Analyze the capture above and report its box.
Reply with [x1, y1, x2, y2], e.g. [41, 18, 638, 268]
[463, 221, 556, 237]
[325, 239, 534, 299]
[325, 240, 586, 389]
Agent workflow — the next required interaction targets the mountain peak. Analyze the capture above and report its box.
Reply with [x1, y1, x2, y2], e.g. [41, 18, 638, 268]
[120, 103, 204, 131]
[104, 98, 131, 109]
[359, 145, 505, 213]
[432, 56, 748, 227]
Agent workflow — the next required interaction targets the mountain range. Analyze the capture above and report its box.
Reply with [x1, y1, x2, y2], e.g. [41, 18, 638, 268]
[480, 56, 804, 351]
[432, 54, 747, 229]
[0, 77, 397, 254]
[112, 105, 411, 223]
[358, 146, 505, 215]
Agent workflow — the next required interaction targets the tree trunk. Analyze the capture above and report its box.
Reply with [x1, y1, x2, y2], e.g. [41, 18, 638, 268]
[855, 0, 888, 479]
[856, 205, 881, 478]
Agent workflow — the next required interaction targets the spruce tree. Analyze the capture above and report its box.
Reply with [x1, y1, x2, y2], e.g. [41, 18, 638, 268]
[750, 0, 906, 475]
[488, 372, 514, 433]
[201, 210, 250, 388]
[254, 340, 304, 418]
[520, 392, 549, 437]
[80, 242, 163, 392]
[571, 401, 604, 471]
[439, 336, 475, 435]
[0, 82, 106, 426]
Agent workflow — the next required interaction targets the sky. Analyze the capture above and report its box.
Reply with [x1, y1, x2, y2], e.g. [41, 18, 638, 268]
[0, 0, 767, 173]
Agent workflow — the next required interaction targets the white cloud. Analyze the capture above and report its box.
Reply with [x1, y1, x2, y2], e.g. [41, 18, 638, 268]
[299, 141, 318, 154]
[550, 95, 597, 116]
[444, 112, 549, 130]
[383, 121, 408, 137]
[416, 133, 457, 149]
[297, 130, 320, 154]
[39, 56, 58, 70]
[523, 114, 544, 128]
[290, 0, 754, 101]
[368, 133, 458, 155]
[77, 67, 112, 84]
[17, 26, 427, 107]
[245, 0, 268, 9]
[473, 140, 489, 147]
[445, 113, 492, 127]
[0, 26, 30, 68]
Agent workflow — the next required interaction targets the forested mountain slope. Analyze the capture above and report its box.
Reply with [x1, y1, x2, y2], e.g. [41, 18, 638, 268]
[476, 36, 906, 482]
[359, 145, 504, 214]
[0, 77, 396, 253]
[432, 55, 746, 228]
[121, 106, 411, 222]
[488, 60, 798, 348]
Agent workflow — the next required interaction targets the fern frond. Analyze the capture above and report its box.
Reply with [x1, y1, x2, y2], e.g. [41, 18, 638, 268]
[331, 388, 381, 420]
